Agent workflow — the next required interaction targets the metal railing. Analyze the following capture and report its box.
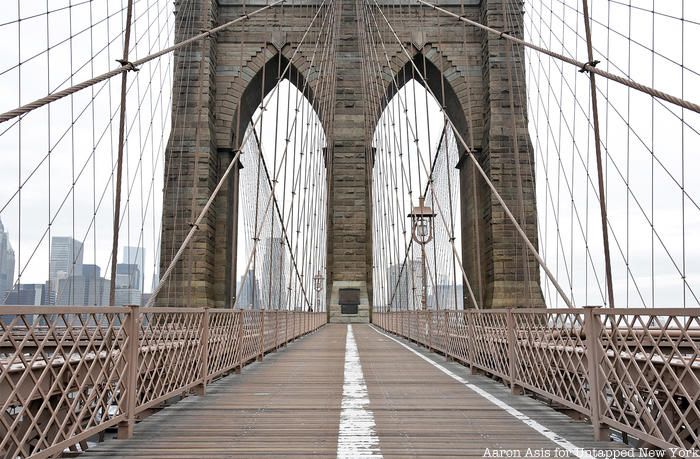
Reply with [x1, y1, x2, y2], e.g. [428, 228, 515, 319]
[373, 308, 700, 452]
[0, 306, 326, 458]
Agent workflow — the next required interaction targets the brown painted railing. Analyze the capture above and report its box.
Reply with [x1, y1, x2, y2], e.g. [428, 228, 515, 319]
[373, 308, 700, 452]
[0, 306, 326, 458]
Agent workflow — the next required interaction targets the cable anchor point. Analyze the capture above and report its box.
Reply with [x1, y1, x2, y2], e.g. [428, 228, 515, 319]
[579, 60, 600, 73]
[116, 59, 140, 72]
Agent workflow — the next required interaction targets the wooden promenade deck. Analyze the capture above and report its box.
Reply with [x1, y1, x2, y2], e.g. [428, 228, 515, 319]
[81, 324, 630, 458]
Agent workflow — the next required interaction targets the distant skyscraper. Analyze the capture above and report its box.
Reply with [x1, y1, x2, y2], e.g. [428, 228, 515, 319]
[49, 237, 83, 299]
[114, 263, 142, 305]
[258, 237, 287, 309]
[238, 269, 260, 309]
[55, 264, 109, 306]
[4, 284, 45, 306]
[0, 284, 45, 324]
[385, 260, 422, 310]
[122, 246, 145, 292]
[81, 265, 109, 306]
[0, 218, 15, 304]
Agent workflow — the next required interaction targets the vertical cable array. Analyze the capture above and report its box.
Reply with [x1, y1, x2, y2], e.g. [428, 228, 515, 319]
[365, 0, 700, 310]
[359, 0, 472, 311]
[520, 0, 700, 307]
[228, 0, 337, 311]
[0, 0, 175, 306]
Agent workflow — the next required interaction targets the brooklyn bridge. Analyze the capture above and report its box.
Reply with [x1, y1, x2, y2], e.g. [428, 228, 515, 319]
[0, 0, 698, 457]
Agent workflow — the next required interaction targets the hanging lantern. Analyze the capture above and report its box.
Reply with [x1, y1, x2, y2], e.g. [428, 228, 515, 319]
[313, 271, 324, 293]
[408, 196, 436, 245]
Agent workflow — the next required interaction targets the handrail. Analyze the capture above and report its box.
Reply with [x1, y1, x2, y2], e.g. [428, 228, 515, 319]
[373, 308, 700, 453]
[0, 307, 327, 458]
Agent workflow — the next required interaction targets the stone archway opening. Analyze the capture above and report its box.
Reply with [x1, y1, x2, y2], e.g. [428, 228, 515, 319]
[234, 77, 328, 312]
[370, 75, 467, 311]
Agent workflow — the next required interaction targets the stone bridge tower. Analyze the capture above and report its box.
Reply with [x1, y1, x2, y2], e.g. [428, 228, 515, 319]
[159, 0, 544, 316]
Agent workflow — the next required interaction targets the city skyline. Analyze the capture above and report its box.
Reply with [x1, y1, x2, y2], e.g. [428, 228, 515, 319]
[0, 233, 153, 305]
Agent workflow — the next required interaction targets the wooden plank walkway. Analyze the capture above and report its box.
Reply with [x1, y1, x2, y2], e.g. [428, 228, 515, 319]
[82, 324, 631, 458]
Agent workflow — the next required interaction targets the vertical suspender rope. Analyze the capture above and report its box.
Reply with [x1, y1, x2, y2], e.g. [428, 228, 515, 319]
[581, 0, 615, 308]
[110, 0, 135, 306]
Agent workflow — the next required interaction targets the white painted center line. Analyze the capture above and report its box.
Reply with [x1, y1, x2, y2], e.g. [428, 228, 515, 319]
[370, 325, 595, 459]
[337, 325, 382, 459]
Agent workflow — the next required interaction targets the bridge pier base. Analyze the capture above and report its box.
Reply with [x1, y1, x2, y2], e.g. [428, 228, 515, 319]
[328, 281, 370, 323]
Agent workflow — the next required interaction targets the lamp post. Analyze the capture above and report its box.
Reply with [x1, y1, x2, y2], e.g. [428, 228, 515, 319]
[313, 271, 324, 312]
[408, 196, 435, 310]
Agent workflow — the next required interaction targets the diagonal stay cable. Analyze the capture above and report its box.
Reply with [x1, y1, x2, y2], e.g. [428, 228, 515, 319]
[414, 0, 700, 115]
[0, 0, 287, 124]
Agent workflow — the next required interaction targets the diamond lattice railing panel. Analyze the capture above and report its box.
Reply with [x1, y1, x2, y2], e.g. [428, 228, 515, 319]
[263, 312, 277, 352]
[513, 310, 590, 414]
[278, 312, 288, 347]
[408, 312, 419, 342]
[595, 310, 700, 450]
[207, 311, 241, 378]
[430, 313, 447, 353]
[286, 312, 294, 343]
[135, 310, 204, 412]
[292, 314, 300, 341]
[470, 311, 509, 379]
[240, 311, 263, 363]
[0, 308, 130, 458]
[445, 311, 470, 363]
[416, 312, 429, 346]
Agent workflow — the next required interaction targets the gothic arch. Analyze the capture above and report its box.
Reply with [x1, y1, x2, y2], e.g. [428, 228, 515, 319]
[368, 42, 542, 309]
[370, 44, 472, 152]
[211, 43, 331, 309]
[369, 44, 489, 308]
[215, 43, 330, 151]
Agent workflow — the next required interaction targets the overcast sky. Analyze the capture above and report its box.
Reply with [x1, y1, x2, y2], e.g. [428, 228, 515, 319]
[0, 0, 172, 293]
[523, 0, 700, 307]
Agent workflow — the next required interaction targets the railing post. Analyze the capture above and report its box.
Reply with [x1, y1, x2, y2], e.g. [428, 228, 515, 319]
[407, 311, 412, 342]
[584, 306, 609, 441]
[427, 311, 432, 350]
[467, 309, 477, 372]
[284, 310, 288, 346]
[258, 311, 265, 361]
[118, 305, 139, 439]
[444, 310, 452, 360]
[195, 308, 210, 396]
[274, 311, 279, 349]
[506, 309, 523, 395]
[236, 310, 244, 373]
